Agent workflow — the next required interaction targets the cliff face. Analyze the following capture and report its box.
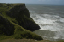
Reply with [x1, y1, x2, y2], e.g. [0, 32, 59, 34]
[6, 4, 40, 31]
[7, 4, 30, 18]
[0, 3, 42, 40]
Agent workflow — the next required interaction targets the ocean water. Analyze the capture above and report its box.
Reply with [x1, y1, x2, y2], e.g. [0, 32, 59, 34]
[26, 4, 64, 41]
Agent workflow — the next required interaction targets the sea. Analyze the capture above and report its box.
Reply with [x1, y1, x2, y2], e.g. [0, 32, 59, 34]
[26, 4, 64, 41]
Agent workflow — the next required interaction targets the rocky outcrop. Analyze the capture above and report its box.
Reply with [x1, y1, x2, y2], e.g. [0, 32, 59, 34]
[0, 4, 42, 40]
[0, 15, 42, 40]
[6, 4, 40, 31]
[0, 16, 14, 36]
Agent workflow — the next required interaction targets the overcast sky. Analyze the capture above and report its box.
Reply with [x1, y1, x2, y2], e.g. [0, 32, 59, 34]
[0, 0, 64, 5]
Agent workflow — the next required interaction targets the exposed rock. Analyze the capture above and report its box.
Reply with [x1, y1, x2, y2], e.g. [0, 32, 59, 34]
[0, 4, 42, 40]
[6, 4, 40, 31]
[0, 16, 14, 36]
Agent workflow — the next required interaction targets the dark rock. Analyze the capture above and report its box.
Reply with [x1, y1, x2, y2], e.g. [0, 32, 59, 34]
[0, 12, 2, 14]
[21, 18, 40, 31]
[6, 4, 30, 18]
[6, 4, 40, 31]
[0, 16, 14, 36]
[0, 4, 43, 40]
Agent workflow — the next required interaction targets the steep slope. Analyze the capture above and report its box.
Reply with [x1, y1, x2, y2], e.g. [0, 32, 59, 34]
[0, 3, 42, 40]
[6, 4, 40, 31]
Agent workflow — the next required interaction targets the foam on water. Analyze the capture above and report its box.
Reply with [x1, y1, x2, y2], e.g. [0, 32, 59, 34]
[59, 18, 64, 23]
[30, 12, 64, 40]
[26, 5, 64, 41]
[31, 14, 56, 24]
[30, 13, 64, 31]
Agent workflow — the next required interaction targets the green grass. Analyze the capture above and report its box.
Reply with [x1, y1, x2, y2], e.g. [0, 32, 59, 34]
[0, 3, 64, 42]
[0, 36, 13, 40]
[0, 3, 43, 41]
[0, 39, 64, 42]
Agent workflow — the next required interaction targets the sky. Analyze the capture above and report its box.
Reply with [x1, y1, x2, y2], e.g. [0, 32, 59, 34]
[0, 0, 64, 5]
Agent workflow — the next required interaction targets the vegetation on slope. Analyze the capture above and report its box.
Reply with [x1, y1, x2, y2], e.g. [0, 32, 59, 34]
[0, 3, 42, 40]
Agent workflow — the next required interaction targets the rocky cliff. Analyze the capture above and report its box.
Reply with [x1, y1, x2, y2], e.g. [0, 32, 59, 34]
[6, 4, 40, 31]
[0, 3, 42, 40]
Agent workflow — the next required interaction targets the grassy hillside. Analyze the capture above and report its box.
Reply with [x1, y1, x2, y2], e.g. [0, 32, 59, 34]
[0, 3, 64, 42]
[0, 3, 42, 40]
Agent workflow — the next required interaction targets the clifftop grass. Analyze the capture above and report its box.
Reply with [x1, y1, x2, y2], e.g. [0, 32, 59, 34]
[0, 3, 42, 40]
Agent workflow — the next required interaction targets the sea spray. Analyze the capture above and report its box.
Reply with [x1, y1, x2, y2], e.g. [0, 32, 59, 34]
[26, 4, 64, 41]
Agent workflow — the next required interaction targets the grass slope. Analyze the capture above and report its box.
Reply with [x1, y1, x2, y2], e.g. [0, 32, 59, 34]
[0, 3, 42, 40]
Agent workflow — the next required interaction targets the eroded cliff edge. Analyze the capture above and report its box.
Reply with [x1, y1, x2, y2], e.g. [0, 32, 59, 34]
[6, 4, 40, 31]
[0, 3, 42, 40]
